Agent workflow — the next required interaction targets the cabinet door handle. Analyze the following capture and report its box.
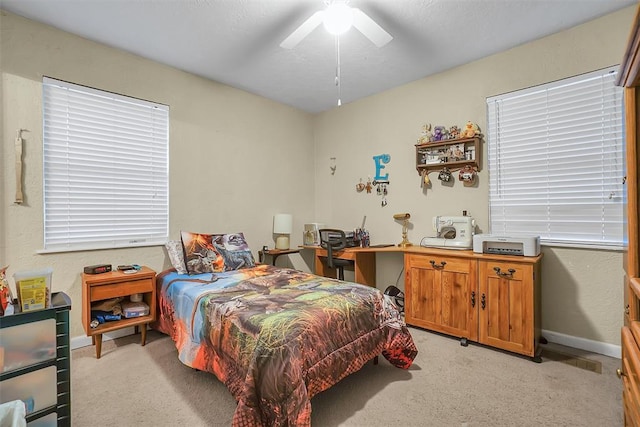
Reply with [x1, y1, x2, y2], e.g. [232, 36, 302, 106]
[625, 304, 630, 315]
[430, 260, 447, 269]
[481, 293, 486, 310]
[493, 267, 516, 278]
[471, 291, 476, 308]
[617, 368, 625, 379]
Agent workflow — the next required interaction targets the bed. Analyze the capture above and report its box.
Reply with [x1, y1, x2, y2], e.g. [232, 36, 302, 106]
[153, 262, 417, 426]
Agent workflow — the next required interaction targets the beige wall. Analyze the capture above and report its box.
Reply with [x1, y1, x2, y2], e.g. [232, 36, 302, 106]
[0, 10, 315, 339]
[1, 6, 635, 352]
[312, 5, 636, 352]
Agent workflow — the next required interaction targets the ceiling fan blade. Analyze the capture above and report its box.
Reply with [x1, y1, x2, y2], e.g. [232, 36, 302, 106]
[280, 11, 324, 49]
[352, 8, 392, 47]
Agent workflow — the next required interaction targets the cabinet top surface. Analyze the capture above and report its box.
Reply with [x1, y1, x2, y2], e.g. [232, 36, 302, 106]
[302, 245, 542, 262]
[82, 266, 156, 284]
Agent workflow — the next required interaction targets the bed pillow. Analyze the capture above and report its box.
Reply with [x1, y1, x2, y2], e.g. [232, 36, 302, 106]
[215, 232, 256, 271]
[180, 231, 225, 274]
[165, 240, 188, 275]
[181, 231, 255, 274]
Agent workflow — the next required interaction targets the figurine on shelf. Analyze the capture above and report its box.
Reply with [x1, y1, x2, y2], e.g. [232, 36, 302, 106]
[0, 266, 13, 316]
[460, 121, 480, 138]
[417, 124, 432, 144]
[448, 125, 460, 140]
[451, 144, 465, 161]
[432, 125, 448, 142]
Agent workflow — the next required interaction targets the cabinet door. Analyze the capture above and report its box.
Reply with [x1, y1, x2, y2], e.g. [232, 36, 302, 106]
[405, 254, 477, 340]
[478, 261, 535, 356]
[622, 325, 640, 427]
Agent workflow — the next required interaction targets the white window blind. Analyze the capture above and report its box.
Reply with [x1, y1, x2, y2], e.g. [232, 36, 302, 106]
[42, 77, 169, 252]
[486, 66, 625, 249]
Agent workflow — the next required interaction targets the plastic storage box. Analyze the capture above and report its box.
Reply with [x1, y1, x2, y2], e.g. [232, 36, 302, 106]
[13, 268, 53, 312]
[121, 301, 149, 318]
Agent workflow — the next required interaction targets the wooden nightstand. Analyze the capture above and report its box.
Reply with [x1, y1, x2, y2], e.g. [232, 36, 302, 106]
[81, 266, 156, 358]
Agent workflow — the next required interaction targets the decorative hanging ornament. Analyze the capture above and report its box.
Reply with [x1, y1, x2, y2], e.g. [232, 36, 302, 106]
[459, 165, 477, 186]
[422, 170, 430, 187]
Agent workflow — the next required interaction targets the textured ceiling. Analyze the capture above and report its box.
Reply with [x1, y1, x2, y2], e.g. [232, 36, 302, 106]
[1, 0, 636, 113]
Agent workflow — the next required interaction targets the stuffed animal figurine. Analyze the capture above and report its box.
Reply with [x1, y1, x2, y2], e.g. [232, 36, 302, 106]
[460, 121, 480, 138]
[448, 125, 460, 140]
[432, 125, 448, 142]
[417, 124, 432, 144]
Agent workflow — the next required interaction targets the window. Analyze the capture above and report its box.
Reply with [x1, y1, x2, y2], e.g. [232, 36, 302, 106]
[486, 66, 625, 249]
[42, 77, 169, 252]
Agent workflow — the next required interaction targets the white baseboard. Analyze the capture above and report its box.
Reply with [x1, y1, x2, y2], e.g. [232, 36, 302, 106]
[71, 327, 621, 359]
[70, 327, 138, 351]
[542, 329, 621, 359]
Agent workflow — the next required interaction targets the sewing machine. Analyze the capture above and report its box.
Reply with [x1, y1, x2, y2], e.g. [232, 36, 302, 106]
[420, 216, 475, 249]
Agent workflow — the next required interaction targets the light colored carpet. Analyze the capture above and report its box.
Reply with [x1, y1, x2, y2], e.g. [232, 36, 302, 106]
[71, 328, 622, 426]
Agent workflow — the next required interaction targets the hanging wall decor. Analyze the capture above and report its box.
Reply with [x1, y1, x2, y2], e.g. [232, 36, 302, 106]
[371, 154, 391, 207]
[14, 129, 27, 204]
[372, 154, 390, 181]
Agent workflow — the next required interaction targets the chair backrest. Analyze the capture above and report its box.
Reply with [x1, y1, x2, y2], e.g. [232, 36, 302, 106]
[319, 229, 347, 269]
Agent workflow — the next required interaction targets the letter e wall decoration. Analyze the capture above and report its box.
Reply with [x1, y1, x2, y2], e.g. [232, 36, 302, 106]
[373, 154, 390, 181]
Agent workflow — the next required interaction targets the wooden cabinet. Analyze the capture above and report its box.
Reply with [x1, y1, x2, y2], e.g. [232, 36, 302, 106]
[405, 254, 478, 342]
[405, 250, 541, 359]
[415, 136, 481, 175]
[0, 292, 71, 426]
[478, 260, 541, 358]
[82, 266, 156, 358]
[618, 4, 640, 425]
[622, 324, 640, 426]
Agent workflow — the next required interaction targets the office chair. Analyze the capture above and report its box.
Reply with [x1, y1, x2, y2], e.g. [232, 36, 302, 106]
[319, 229, 353, 281]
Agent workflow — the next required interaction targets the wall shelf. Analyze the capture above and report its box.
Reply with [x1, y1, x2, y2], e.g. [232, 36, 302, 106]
[415, 136, 482, 175]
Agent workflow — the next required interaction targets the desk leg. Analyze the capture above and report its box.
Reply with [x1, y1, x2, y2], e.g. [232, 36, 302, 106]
[354, 252, 376, 287]
[314, 252, 336, 279]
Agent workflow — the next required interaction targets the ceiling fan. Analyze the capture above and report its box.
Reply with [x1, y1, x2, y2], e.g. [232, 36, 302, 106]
[280, 0, 392, 49]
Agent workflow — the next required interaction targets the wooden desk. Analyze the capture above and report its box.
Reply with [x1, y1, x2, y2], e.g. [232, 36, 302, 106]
[302, 245, 402, 287]
[303, 244, 541, 288]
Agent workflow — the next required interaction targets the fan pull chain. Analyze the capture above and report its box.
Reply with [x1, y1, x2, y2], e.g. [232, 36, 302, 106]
[335, 35, 342, 106]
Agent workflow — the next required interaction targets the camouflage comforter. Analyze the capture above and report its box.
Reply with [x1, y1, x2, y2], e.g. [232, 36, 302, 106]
[154, 264, 417, 426]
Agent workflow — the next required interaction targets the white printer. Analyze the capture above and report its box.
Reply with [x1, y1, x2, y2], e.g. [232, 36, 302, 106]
[473, 234, 540, 257]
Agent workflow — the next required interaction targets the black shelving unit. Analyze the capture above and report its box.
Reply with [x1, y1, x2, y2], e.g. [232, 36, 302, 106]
[0, 292, 71, 426]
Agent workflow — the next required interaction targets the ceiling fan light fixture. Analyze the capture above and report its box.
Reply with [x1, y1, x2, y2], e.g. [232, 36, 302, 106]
[323, 3, 353, 35]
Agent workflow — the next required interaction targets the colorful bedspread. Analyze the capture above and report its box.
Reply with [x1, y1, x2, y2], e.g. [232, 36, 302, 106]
[154, 264, 417, 426]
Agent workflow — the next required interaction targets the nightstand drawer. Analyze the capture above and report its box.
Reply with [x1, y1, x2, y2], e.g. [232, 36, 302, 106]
[90, 278, 153, 301]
